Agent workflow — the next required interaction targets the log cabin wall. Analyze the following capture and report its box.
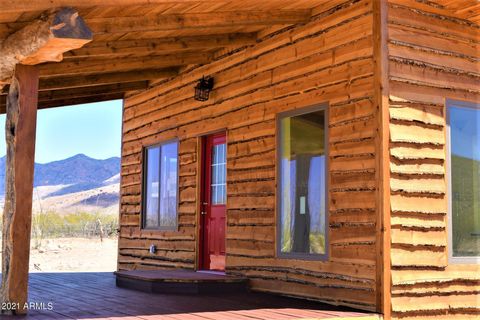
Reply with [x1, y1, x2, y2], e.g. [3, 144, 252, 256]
[386, 1, 480, 319]
[118, 0, 381, 311]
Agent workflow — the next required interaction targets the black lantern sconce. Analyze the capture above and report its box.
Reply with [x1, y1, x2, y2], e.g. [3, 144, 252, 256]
[194, 76, 214, 101]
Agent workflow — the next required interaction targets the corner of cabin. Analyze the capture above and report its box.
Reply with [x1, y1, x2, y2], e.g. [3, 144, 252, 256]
[386, 0, 480, 319]
[120, 0, 381, 313]
[116, 0, 480, 319]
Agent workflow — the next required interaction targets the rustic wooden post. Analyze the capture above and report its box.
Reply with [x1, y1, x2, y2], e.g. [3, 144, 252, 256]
[373, 0, 391, 318]
[0, 9, 92, 314]
[1, 64, 39, 315]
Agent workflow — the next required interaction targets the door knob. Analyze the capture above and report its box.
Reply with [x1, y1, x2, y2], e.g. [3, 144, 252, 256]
[201, 211, 207, 215]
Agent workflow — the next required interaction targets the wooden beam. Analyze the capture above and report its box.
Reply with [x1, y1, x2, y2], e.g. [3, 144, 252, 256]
[0, 10, 310, 40]
[65, 33, 257, 59]
[38, 81, 147, 101]
[1, 81, 144, 103]
[38, 68, 178, 90]
[1, 68, 178, 93]
[85, 10, 310, 34]
[0, 93, 125, 114]
[0, 65, 38, 315]
[38, 93, 125, 109]
[38, 52, 211, 77]
[0, 0, 222, 13]
[0, 8, 92, 86]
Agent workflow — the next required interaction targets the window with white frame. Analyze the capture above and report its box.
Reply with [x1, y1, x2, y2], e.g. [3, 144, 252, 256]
[447, 100, 480, 262]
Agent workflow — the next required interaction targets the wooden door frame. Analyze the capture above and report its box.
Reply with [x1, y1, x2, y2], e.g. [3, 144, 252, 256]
[197, 130, 227, 271]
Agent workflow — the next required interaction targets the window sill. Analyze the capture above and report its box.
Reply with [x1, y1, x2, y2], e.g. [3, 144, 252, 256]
[449, 256, 480, 264]
[276, 252, 328, 261]
[139, 227, 179, 235]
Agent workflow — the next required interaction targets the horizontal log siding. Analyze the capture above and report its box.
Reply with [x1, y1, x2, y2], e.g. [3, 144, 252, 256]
[119, 0, 379, 311]
[387, 1, 480, 319]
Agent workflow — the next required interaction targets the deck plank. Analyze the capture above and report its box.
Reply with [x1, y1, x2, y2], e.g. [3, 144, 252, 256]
[17, 272, 379, 319]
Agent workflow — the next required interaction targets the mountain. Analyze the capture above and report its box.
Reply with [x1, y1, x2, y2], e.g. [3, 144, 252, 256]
[0, 154, 120, 196]
[0, 154, 121, 214]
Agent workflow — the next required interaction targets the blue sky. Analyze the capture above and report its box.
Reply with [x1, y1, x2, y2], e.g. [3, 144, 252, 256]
[0, 100, 122, 164]
[450, 105, 480, 161]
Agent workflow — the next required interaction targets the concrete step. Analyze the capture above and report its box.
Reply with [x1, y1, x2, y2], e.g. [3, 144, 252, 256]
[115, 269, 249, 294]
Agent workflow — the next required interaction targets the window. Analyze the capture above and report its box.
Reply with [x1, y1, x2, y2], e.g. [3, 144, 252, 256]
[142, 141, 179, 230]
[277, 106, 328, 259]
[211, 143, 227, 205]
[447, 100, 480, 263]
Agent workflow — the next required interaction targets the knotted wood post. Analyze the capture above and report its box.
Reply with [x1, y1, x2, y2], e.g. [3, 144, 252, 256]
[0, 7, 93, 89]
[1, 64, 39, 315]
[0, 8, 92, 314]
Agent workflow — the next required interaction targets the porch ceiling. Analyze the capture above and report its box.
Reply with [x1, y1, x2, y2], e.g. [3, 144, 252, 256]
[0, 0, 328, 112]
[0, 0, 478, 113]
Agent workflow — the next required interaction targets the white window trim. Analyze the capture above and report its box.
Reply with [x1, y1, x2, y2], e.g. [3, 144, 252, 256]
[446, 99, 480, 264]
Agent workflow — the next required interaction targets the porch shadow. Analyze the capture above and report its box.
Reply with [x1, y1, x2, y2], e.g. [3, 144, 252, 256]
[11, 272, 378, 319]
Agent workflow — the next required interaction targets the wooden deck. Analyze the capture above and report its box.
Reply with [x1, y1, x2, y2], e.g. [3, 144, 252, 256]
[19, 272, 381, 319]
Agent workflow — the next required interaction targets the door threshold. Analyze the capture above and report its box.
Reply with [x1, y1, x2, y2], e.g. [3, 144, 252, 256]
[197, 270, 226, 276]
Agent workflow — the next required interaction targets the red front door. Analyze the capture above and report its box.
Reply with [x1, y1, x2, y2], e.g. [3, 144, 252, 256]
[200, 132, 227, 271]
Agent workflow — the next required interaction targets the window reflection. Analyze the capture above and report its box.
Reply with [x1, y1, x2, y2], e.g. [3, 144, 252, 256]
[211, 143, 226, 205]
[145, 147, 160, 228]
[279, 109, 326, 256]
[450, 105, 480, 257]
[143, 141, 178, 229]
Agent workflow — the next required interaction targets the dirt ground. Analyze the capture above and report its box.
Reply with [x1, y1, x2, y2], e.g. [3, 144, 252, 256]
[0, 237, 118, 273]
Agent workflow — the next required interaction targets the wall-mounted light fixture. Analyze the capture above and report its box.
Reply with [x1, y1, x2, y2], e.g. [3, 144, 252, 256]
[149, 244, 157, 254]
[194, 76, 214, 101]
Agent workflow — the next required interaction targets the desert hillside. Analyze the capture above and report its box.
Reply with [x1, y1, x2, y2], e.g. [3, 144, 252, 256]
[0, 154, 120, 215]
